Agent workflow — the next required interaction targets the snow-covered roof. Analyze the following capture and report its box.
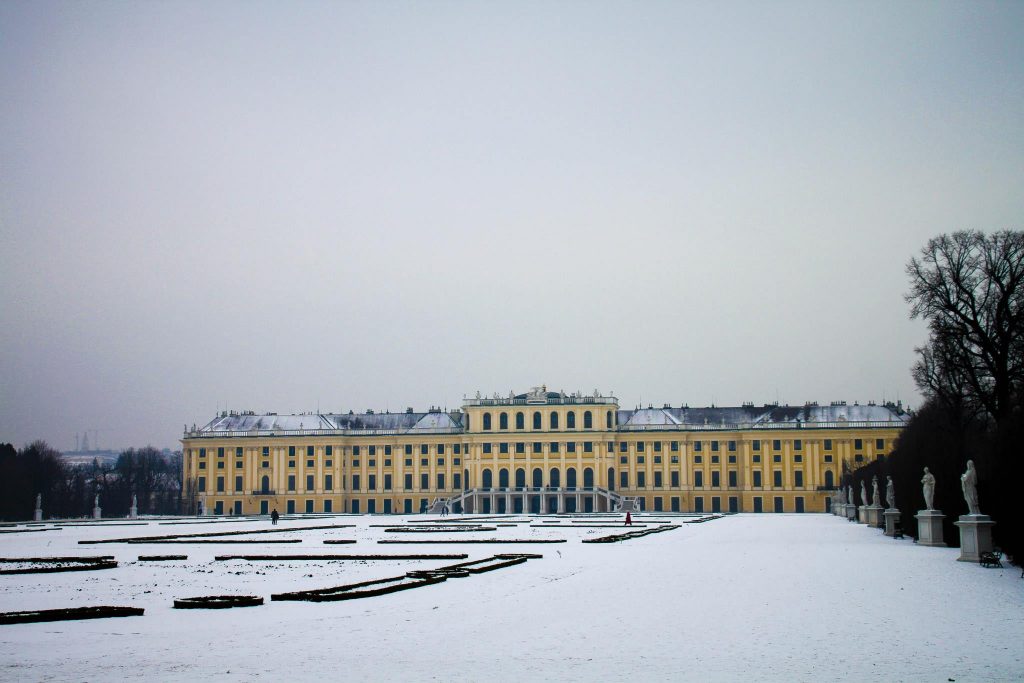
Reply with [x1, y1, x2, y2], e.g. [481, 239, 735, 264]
[196, 410, 464, 435]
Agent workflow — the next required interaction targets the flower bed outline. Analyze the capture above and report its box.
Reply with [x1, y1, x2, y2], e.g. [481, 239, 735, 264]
[0, 556, 118, 575]
[173, 595, 264, 609]
[0, 606, 144, 625]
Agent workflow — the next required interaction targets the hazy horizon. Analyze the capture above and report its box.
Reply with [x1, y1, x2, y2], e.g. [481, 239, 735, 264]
[2, 1, 1022, 451]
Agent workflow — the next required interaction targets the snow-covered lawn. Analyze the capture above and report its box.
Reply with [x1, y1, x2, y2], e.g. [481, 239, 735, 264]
[0, 513, 1021, 681]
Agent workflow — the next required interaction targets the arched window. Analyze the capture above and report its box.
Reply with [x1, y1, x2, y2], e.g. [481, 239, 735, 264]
[482, 469, 493, 489]
[584, 411, 592, 429]
[499, 469, 509, 488]
[567, 411, 576, 429]
[483, 413, 492, 431]
[550, 468, 561, 488]
[532, 468, 543, 488]
[464, 469, 470, 491]
[608, 467, 615, 491]
[515, 468, 526, 488]
[499, 413, 509, 430]
[584, 468, 594, 488]
[533, 412, 542, 430]
[566, 467, 577, 489]
[261, 475, 270, 493]
[515, 412, 524, 430]
[550, 412, 559, 430]
[606, 411, 613, 429]
[825, 470, 834, 488]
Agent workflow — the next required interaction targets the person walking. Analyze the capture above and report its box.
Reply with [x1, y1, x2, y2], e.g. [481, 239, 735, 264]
[625, 510, 632, 526]
[271, 508, 279, 525]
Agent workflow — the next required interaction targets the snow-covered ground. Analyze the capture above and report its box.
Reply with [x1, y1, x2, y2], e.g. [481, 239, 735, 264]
[1, 513, 1021, 682]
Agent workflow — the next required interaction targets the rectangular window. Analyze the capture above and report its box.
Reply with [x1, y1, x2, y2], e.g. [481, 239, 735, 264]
[384, 445, 391, 455]
[711, 471, 720, 487]
[235, 475, 243, 491]
[824, 454, 833, 463]
[794, 471, 804, 487]
[753, 471, 762, 487]
[351, 499, 359, 514]
[654, 455, 662, 464]
[306, 459, 314, 468]
[420, 458, 428, 466]
[876, 438, 884, 450]
[671, 441, 679, 451]
[262, 446, 269, 456]
[637, 472, 646, 488]
[794, 454, 802, 463]
[352, 474, 360, 491]
[261, 461, 269, 468]
[773, 471, 783, 487]
[550, 442, 559, 453]
[403, 473, 412, 490]
[323, 500, 332, 513]
[793, 440, 802, 451]
[671, 471, 680, 487]
[728, 471, 737, 487]
[637, 442, 645, 452]
[728, 454, 736, 464]
[620, 472, 628, 488]
[421, 444, 428, 455]
[693, 441, 702, 452]
[533, 442, 542, 453]
[367, 499, 376, 514]
[325, 474, 333, 491]
[454, 444, 461, 455]
[368, 474, 376, 491]
[437, 444, 445, 455]
[711, 441, 719, 452]
[752, 440, 761, 451]
[854, 438, 863, 450]
[453, 473, 461, 489]
[235, 446, 243, 457]
[566, 442, 576, 453]
[288, 475, 296, 491]
[353, 446, 360, 456]
[217, 461, 224, 469]
[584, 442, 593, 453]
[307, 445, 314, 456]
[620, 456, 628, 464]
[772, 440, 781, 451]
[306, 475, 314, 491]
[215, 476, 224, 492]
[421, 473, 428, 490]
[637, 456, 645, 464]
[198, 476, 206, 492]
[483, 443, 492, 454]
[516, 442, 525, 454]
[694, 497, 704, 513]
[654, 442, 662, 452]
[405, 445, 413, 455]
[753, 454, 761, 463]
[368, 446, 376, 456]
[774, 497, 784, 513]
[352, 459, 359, 467]
[694, 471, 704, 487]
[711, 455, 719, 464]
[199, 448, 206, 458]
[437, 473, 445, 489]
[694, 455, 702, 464]
[368, 459, 375, 467]
[437, 458, 444, 466]
[619, 442, 627, 452]
[654, 471, 663, 488]
[773, 454, 781, 463]
[384, 474, 392, 490]
[289, 446, 296, 457]
[824, 439, 832, 450]
[217, 447, 224, 457]
[499, 443, 509, 454]
[728, 441, 736, 452]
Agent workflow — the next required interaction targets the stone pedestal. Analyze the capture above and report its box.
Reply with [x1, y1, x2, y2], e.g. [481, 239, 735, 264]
[129, 506, 138, 519]
[865, 505, 884, 528]
[845, 504, 857, 521]
[92, 506, 102, 520]
[883, 509, 900, 537]
[954, 514, 996, 562]
[915, 509, 946, 547]
[33, 509, 42, 522]
[858, 505, 868, 524]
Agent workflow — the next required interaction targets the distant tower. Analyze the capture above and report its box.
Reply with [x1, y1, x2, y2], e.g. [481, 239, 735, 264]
[81, 432, 90, 452]
[75, 433, 80, 451]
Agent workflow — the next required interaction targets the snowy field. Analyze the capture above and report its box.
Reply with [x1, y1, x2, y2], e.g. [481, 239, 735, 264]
[0, 513, 1022, 682]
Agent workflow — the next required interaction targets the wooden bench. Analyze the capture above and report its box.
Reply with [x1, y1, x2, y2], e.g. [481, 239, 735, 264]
[980, 549, 1003, 568]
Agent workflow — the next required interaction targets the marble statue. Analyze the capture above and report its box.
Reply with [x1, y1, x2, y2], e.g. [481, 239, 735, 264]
[35, 493, 41, 510]
[839, 487, 846, 505]
[860, 480, 868, 507]
[94, 494, 100, 508]
[921, 467, 935, 510]
[885, 476, 895, 509]
[961, 459, 981, 515]
[847, 485, 854, 507]
[871, 476, 881, 507]
[132, 494, 137, 508]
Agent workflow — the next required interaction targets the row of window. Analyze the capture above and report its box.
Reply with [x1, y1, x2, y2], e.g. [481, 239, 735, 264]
[478, 410, 611, 431]
[195, 438, 886, 459]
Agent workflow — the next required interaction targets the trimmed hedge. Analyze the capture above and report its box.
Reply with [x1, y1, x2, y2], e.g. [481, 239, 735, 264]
[271, 573, 447, 602]
[0, 557, 117, 575]
[137, 555, 187, 561]
[78, 523, 355, 545]
[0, 606, 143, 625]
[377, 539, 567, 544]
[173, 595, 263, 609]
[215, 553, 468, 561]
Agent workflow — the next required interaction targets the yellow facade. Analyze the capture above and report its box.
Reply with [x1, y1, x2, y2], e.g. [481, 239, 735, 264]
[182, 389, 906, 515]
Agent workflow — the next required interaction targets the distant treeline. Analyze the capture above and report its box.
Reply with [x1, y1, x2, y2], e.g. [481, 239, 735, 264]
[0, 441, 182, 521]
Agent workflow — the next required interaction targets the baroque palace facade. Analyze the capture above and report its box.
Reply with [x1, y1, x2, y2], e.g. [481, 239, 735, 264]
[181, 387, 908, 516]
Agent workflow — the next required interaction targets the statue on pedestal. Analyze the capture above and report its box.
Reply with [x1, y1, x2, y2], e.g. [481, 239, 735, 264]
[847, 485, 853, 507]
[871, 476, 881, 507]
[839, 487, 846, 505]
[921, 467, 935, 510]
[961, 460, 981, 515]
[35, 493, 41, 510]
[885, 476, 895, 509]
[860, 480, 868, 507]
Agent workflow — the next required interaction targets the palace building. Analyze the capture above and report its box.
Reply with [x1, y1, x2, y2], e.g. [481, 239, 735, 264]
[181, 386, 908, 516]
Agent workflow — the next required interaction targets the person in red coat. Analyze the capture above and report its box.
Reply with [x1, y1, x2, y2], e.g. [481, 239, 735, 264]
[625, 511, 632, 526]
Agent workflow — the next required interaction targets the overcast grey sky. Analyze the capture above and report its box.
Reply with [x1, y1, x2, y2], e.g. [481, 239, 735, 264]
[2, 1, 1022, 451]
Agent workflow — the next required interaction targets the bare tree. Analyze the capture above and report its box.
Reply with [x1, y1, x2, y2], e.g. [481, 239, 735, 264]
[906, 230, 1024, 428]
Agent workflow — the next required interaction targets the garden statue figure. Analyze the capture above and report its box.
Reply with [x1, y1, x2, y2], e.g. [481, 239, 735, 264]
[921, 467, 935, 510]
[885, 476, 895, 509]
[961, 459, 981, 515]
